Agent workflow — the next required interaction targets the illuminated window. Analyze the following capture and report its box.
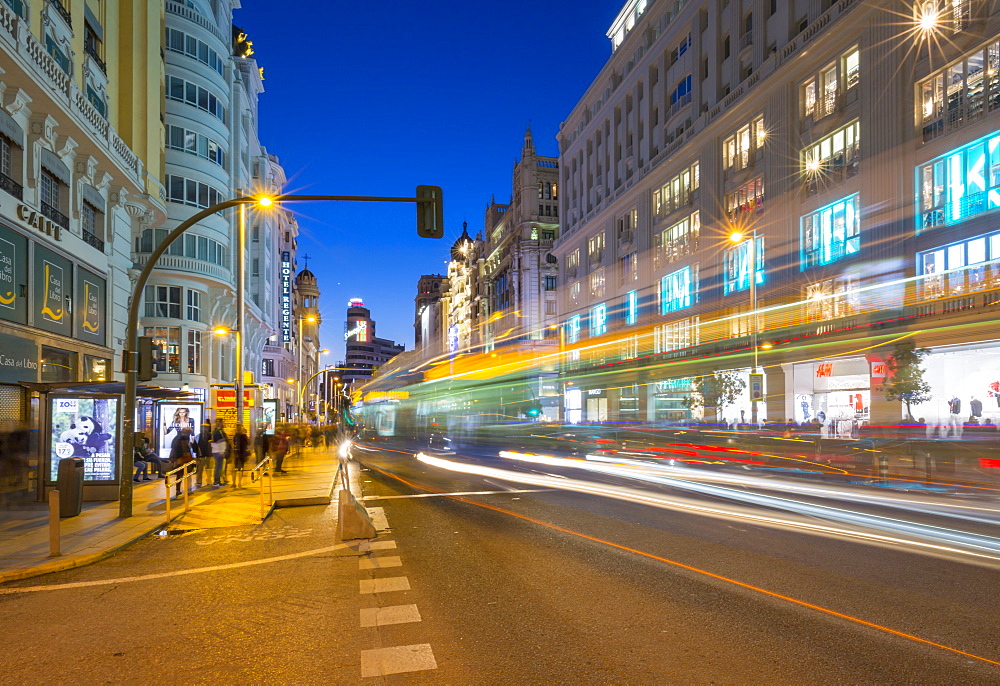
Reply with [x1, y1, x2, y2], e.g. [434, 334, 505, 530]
[620, 251, 638, 284]
[617, 208, 637, 243]
[801, 194, 861, 268]
[567, 315, 582, 343]
[565, 250, 579, 277]
[917, 129, 1000, 231]
[920, 38, 996, 142]
[722, 117, 764, 171]
[654, 317, 700, 353]
[919, 230, 1000, 298]
[723, 237, 765, 294]
[725, 178, 764, 218]
[590, 303, 608, 336]
[800, 47, 858, 121]
[654, 212, 699, 268]
[589, 267, 606, 298]
[802, 121, 860, 193]
[569, 280, 581, 303]
[143, 326, 180, 373]
[187, 330, 202, 374]
[588, 233, 605, 267]
[625, 290, 638, 325]
[652, 162, 699, 218]
[659, 266, 696, 314]
[805, 278, 859, 321]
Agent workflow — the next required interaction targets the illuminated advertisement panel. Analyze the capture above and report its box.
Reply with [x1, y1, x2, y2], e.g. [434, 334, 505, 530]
[156, 403, 203, 459]
[50, 396, 118, 482]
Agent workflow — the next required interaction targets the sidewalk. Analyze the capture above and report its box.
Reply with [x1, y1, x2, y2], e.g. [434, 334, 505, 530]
[0, 446, 342, 584]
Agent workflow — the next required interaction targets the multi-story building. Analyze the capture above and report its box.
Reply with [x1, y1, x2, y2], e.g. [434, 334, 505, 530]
[481, 127, 560, 350]
[291, 264, 321, 420]
[0, 0, 164, 500]
[138, 2, 290, 436]
[414, 273, 446, 351]
[554, 0, 1000, 431]
[442, 223, 484, 355]
[343, 298, 404, 388]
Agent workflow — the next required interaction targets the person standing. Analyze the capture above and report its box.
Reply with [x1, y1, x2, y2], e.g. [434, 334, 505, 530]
[232, 425, 249, 488]
[272, 429, 289, 474]
[193, 423, 213, 488]
[168, 434, 196, 497]
[211, 418, 230, 486]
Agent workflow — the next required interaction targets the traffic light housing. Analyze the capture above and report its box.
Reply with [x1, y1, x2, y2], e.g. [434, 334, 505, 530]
[137, 336, 158, 381]
[525, 406, 542, 419]
[416, 185, 444, 239]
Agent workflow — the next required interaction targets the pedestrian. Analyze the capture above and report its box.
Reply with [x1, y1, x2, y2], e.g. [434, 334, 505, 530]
[254, 423, 269, 464]
[232, 424, 249, 488]
[168, 434, 196, 496]
[133, 450, 151, 481]
[272, 430, 289, 474]
[211, 418, 230, 486]
[135, 434, 167, 477]
[193, 422, 213, 488]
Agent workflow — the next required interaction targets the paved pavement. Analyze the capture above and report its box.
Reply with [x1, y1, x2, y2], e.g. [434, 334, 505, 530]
[0, 446, 342, 583]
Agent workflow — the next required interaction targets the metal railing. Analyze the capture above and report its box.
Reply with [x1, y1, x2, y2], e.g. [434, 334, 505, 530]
[163, 461, 196, 524]
[0, 171, 22, 200]
[249, 456, 273, 520]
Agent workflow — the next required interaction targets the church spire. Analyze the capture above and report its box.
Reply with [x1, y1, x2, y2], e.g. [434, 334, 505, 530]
[522, 124, 535, 157]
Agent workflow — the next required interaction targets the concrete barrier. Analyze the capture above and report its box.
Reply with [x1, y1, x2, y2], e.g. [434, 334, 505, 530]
[337, 488, 376, 540]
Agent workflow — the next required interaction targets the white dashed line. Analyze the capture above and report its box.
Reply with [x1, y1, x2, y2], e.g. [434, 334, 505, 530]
[359, 604, 422, 627]
[359, 576, 410, 594]
[360, 644, 437, 677]
[360, 488, 547, 500]
[359, 555, 402, 570]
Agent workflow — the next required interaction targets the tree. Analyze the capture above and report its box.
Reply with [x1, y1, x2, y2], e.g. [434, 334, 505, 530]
[882, 342, 932, 421]
[686, 371, 747, 423]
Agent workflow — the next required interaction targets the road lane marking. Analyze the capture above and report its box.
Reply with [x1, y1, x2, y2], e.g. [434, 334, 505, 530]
[365, 506, 390, 531]
[359, 576, 410, 594]
[360, 604, 422, 628]
[360, 644, 436, 677]
[360, 459, 1000, 668]
[359, 555, 402, 570]
[0, 543, 348, 594]
[351, 540, 397, 552]
[360, 489, 547, 500]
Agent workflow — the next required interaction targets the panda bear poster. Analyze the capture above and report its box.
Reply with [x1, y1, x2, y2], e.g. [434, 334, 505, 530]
[50, 397, 118, 482]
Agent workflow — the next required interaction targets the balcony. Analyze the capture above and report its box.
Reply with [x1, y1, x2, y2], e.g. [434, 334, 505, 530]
[739, 31, 753, 52]
[41, 201, 68, 230]
[50, 0, 71, 26]
[82, 229, 104, 252]
[0, 171, 23, 200]
[84, 41, 106, 74]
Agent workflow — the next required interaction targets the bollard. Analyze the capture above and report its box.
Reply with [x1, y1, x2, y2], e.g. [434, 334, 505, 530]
[337, 488, 376, 540]
[48, 490, 61, 557]
[164, 475, 172, 524]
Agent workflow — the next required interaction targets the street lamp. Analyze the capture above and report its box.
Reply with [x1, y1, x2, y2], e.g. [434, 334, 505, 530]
[120, 188, 443, 516]
[296, 314, 318, 421]
[729, 228, 762, 426]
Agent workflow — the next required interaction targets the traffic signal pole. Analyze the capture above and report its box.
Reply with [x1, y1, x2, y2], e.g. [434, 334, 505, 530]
[119, 190, 442, 517]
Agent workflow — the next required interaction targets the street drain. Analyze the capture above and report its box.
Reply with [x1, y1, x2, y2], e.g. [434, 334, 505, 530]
[155, 528, 201, 537]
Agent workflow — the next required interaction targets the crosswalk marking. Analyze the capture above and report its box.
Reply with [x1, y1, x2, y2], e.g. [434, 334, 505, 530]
[353, 540, 396, 552]
[359, 555, 402, 570]
[359, 604, 422, 628]
[359, 576, 409, 594]
[360, 644, 437, 677]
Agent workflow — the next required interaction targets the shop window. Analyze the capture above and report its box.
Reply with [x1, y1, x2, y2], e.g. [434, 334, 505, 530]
[723, 236, 765, 294]
[917, 129, 1000, 232]
[920, 230, 1000, 298]
[187, 330, 202, 374]
[41, 346, 75, 382]
[144, 285, 181, 319]
[653, 212, 699, 268]
[801, 195, 860, 268]
[590, 303, 608, 337]
[84, 355, 109, 382]
[803, 121, 860, 194]
[652, 162, 699, 218]
[654, 317, 700, 353]
[725, 177, 764, 218]
[920, 37, 998, 142]
[805, 278, 859, 321]
[187, 289, 202, 321]
[144, 327, 180, 373]
[659, 266, 697, 314]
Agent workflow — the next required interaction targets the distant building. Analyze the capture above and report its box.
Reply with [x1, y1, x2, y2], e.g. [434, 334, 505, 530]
[443, 222, 484, 354]
[342, 299, 404, 388]
[414, 274, 446, 350]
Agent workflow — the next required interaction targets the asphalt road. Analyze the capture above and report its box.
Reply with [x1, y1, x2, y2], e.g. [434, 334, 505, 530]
[0, 442, 998, 684]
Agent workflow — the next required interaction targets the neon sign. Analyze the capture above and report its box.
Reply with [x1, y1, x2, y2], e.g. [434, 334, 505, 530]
[280, 252, 291, 342]
[345, 320, 367, 341]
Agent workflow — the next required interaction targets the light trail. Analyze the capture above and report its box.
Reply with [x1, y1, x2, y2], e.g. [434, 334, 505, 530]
[415, 453, 1000, 565]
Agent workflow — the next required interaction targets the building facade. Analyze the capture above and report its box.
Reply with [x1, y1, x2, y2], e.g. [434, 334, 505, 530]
[414, 272, 445, 351]
[553, 0, 1000, 431]
[343, 298, 404, 388]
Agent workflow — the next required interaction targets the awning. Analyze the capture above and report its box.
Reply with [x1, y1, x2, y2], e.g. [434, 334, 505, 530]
[19, 381, 200, 400]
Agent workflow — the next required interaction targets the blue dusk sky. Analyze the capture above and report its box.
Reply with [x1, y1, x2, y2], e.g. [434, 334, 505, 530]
[236, 1, 620, 360]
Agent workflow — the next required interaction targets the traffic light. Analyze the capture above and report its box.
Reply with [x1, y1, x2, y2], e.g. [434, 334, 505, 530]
[137, 336, 158, 382]
[525, 406, 542, 419]
[416, 185, 444, 238]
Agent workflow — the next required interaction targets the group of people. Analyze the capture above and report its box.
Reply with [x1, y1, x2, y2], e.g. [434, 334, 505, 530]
[134, 420, 293, 497]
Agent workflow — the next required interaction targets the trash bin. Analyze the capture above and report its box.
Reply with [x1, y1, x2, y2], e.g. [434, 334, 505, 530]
[56, 457, 85, 518]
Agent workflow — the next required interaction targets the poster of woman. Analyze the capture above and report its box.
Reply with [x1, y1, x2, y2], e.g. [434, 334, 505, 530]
[157, 404, 202, 459]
